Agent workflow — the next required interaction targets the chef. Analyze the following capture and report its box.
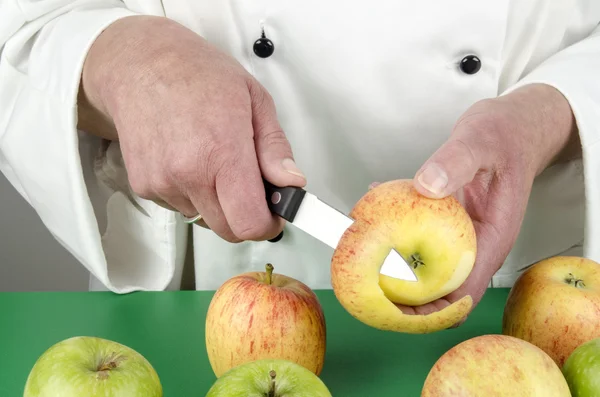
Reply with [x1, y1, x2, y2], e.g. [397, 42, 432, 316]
[1, 1, 598, 321]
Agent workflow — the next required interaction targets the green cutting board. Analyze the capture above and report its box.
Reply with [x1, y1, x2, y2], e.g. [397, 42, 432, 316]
[0, 289, 510, 396]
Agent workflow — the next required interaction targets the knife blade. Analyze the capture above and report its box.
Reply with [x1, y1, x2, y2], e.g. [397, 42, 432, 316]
[263, 180, 417, 282]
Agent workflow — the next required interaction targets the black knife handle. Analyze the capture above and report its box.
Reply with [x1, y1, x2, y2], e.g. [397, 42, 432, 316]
[263, 179, 306, 223]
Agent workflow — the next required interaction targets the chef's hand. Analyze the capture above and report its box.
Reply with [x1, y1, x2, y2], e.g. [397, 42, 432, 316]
[405, 83, 580, 325]
[77, 16, 306, 243]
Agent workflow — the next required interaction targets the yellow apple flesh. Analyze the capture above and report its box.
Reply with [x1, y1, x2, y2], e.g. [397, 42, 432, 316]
[331, 179, 477, 333]
[422, 334, 571, 396]
[502, 255, 600, 367]
[205, 264, 326, 378]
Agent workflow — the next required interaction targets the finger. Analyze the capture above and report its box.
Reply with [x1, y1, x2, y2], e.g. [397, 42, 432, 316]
[155, 194, 211, 229]
[154, 194, 197, 218]
[452, 186, 466, 207]
[395, 297, 468, 328]
[214, 131, 284, 242]
[188, 186, 241, 242]
[152, 198, 179, 212]
[394, 298, 452, 316]
[413, 129, 496, 199]
[249, 80, 307, 188]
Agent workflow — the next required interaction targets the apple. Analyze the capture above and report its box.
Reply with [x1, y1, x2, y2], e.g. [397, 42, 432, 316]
[330, 179, 477, 333]
[23, 336, 162, 397]
[502, 255, 600, 367]
[205, 359, 332, 397]
[205, 263, 326, 378]
[422, 334, 571, 396]
[562, 337, 600, 396]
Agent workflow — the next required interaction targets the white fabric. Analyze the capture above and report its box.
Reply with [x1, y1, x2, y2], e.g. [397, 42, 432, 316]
[1, 0, 599, 293]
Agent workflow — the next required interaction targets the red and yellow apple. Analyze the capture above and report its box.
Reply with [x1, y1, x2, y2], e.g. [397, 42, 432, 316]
[502, 255, 600, 367]
[421, 334, 571, 396]
[331, 179, 477, 333]
[205, 264, 326, 378]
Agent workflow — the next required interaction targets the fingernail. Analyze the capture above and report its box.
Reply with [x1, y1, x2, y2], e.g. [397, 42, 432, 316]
[282, 158, 305, 179]
[417, 163, 448, 196]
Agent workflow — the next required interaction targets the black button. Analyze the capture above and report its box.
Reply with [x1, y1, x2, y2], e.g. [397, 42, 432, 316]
[459, 55, 481, 74]
[268, 231, 284, 243]
[253, 32, 274, 58]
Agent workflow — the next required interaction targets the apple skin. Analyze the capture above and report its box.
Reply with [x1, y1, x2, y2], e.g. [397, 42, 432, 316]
[331, 179, 477, 333]
[23, 336, 162, 397]
[562, 337, 600, 397]
[422, 334, 571, 396]
[502, 255, 600, 367]
[205, 264, 326, 378]
[205, 359, 332, 397]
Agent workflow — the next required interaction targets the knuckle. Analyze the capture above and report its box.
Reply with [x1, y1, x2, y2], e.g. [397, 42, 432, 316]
[150, 173, 175, 197]
[449, 138, 478, 170]
[211, 219, 245, 243]
[222, 233, 243, 244]
[259, 128, 292, 152]
[260, 90, 275, 110]
[249, 82, 276, 117]
[250, 80, 274, 108]
[207, 140, 240, 179]
[231, 216, 272, 241]
[129, 176, 153, 200]
[165, 155, 199, 183]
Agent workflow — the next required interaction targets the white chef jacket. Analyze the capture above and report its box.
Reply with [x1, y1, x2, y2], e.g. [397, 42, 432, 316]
[1, 0, 599, 294]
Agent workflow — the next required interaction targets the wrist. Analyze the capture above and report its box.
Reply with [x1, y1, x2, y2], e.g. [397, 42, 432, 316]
[78, 15, 146, 139]
[501, 83, 580, 176]
[77, 15, 182, 138]
[80, 15, 159, 114]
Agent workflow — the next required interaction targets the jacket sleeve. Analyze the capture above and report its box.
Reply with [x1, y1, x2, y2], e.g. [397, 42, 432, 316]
[0, 0, 186, 293]
[501, 24, 600, 264]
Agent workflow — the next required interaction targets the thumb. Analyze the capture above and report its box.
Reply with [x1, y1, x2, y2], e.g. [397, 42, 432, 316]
[414, 136, 489, 199]
[249, 81, 307, 187]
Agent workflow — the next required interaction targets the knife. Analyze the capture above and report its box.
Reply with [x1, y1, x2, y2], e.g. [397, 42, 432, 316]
[263, 180, 417, 282]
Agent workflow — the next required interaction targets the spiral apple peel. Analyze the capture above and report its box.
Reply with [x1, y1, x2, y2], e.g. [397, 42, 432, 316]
[331, 179, 477, 334]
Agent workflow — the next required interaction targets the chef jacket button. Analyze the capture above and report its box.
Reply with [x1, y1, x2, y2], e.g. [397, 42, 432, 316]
[253, 32, 275, 58]
[268, 231, 284, 243]
[459, 55, 481, 74]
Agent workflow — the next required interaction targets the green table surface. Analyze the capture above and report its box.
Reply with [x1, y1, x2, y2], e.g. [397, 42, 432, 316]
[0, 288, 510, 396]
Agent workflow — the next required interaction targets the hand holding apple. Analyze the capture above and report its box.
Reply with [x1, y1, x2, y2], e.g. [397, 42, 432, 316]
[409, 83, 579, 318]
[332, 83, 580, 335]
[331, 179, 477, 333]
[205, 359, 332, 397]
[205, 264, 326, 377]
[422, 334, 571, 396]
[23, 336, 162, 397]
[502, 255, 600, 367]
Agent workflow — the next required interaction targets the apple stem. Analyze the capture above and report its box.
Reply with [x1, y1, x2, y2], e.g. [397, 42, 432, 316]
[268, 370, 276, 397]
[565, 273, 586, 289]
[97, 361, 117, 372]
[96, 352, 124, 376]
[265, 263, 274, 285]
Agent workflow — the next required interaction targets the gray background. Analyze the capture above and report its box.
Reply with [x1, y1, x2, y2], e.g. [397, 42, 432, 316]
[0, 173, 89, 291]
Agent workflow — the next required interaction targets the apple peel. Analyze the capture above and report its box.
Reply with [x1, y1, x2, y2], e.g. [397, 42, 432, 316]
[331, 179, 477, 334]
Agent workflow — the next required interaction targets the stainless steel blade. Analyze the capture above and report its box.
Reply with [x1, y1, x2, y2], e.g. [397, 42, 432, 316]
[290, 192, 417, 282]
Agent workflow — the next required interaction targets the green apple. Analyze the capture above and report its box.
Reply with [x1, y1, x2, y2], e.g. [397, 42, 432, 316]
[562, 337, 600, 396]
[23, 336, 162, 397]
[205, 359, 332, 397]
